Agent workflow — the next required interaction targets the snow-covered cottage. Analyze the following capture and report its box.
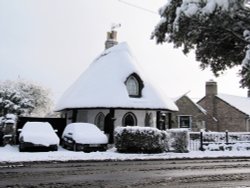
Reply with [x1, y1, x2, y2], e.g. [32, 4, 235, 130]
[198, 80, 250, 132]
[55, 30, 178, 143]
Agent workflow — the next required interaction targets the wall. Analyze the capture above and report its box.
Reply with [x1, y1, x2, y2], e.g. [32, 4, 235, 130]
[215, 98, 248, 132]
[76, 109, 109, 124]
[63, 108, 162, 128]
[173, 96, 207, 131]
[198, 96, 249, 132]
[114, 109, 157, 128]
[198, 96, 218, 131]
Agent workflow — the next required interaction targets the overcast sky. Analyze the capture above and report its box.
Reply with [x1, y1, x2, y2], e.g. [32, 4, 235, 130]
[0, 0, 248, 104]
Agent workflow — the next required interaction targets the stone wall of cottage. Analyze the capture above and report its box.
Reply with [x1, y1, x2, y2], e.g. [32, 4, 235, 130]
[173, 96, 207, 131]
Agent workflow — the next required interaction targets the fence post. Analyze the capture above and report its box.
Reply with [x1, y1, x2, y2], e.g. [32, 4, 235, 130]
[199, 131, 205, 151]
[225, 130, 229, 144]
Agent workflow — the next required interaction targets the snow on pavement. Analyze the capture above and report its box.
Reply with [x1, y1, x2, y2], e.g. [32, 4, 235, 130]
[1, 145, 250, 163]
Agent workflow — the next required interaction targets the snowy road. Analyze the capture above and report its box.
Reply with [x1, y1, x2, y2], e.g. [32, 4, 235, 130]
[1, 159, 250, 187]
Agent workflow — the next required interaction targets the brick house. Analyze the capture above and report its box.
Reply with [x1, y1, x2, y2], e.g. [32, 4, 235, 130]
[198, 80, 250, 132]
[172, 94, 212, 131]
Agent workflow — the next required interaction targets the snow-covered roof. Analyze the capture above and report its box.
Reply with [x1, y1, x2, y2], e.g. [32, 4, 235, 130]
[217, 94, 250, 116]
[55, 42, 178, 111]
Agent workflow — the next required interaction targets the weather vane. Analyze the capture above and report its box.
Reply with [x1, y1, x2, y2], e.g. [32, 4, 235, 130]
[111, 23, 121, 31]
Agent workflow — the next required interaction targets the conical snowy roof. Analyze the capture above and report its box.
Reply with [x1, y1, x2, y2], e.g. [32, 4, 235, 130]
[55, 42, 178, 111]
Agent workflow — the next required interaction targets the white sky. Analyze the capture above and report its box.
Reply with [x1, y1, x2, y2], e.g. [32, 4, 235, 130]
[0, 0, 248, 104]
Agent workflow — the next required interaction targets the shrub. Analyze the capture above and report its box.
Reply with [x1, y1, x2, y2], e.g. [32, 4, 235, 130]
[114, 126, 169, 153]
[167, 129, 189, 153]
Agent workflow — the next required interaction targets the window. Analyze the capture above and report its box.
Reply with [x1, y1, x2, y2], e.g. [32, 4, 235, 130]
[125, 73, 143, 98]
[122, 112, 137, 126]
[95, 112, 105, 131]
[178, 116, 192, 128]
[145, 112, 153, 127]
[126, 76, 139, 96]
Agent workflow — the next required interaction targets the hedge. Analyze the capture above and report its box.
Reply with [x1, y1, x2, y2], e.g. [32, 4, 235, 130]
[167, 129, 189, 153]
[114, 126, 169, 153]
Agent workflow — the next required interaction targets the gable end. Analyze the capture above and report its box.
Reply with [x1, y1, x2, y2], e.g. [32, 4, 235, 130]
[216, 96, 249, 117]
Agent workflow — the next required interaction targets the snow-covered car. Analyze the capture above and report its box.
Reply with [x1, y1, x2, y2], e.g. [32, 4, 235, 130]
[61, 123, 108, 152]
[18, 122, 60, 152]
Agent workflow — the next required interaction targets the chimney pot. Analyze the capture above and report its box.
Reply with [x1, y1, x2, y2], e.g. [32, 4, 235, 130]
[105, 30, 118, 50]
[206, 80, 217, 96]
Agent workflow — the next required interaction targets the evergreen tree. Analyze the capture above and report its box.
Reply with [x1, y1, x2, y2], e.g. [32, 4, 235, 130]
[0, 80, 53, 117]
[152, 0, 250, 88]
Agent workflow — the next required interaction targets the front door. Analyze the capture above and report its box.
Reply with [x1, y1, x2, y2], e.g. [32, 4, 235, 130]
[104, 112, 114, 144]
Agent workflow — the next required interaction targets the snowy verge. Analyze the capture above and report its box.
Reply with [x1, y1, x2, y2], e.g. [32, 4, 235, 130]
[2, 145, 250, 163]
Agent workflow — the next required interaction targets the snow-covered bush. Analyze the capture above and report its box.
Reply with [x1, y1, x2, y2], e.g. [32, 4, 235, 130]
[167, 129, 189, 153]
[0, 80, 53, 117]
[114, 126, 169, 153]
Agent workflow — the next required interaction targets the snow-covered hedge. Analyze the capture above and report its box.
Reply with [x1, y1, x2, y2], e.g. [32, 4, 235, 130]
[167, 129, 189, 153]
[114, 126, 169, 153]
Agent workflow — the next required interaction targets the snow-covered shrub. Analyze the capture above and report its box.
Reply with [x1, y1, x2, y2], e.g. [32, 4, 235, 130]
[114, 126, 169, 153]
[167, 129, 189, 153]
[0, 80, 53, 117]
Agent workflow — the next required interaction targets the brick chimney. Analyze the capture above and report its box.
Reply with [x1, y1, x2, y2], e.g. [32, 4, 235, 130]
[206, 80, 217, 96]
[203, 80, 219, 131]
[105, 30, 118, 50]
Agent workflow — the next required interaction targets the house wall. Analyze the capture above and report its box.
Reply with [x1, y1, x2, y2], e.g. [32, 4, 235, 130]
[114, 109, 157, 128]
[197, 80, 220, 131]
[215, 98, 248, 132]
[198, 96, 249, 132]
[61, 110, 73, 125]
[76, 109, 110, 124]
[198, 95, 218, 131]
[173, 96, 206, 131]
[63, 109, 161, 128]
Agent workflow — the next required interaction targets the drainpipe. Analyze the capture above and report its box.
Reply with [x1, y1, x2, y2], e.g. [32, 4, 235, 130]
[247, 117, 250, 132]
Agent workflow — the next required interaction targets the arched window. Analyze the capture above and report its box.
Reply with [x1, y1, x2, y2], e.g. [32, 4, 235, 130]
[126, 76, 139, 96]
[125, 73, 144, 98]
[94, 112, 105, 131]
[122, 112, 137, 126]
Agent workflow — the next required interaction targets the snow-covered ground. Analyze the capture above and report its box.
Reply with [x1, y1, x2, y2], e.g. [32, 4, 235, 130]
[1, 145, 250, 163]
